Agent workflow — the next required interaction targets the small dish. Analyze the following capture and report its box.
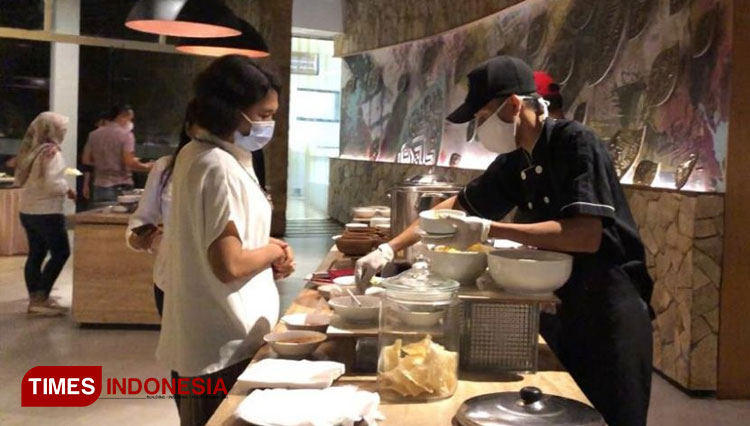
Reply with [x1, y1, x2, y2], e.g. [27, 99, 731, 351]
[263, 330, 327, 359]
[281, 313, 331, 333]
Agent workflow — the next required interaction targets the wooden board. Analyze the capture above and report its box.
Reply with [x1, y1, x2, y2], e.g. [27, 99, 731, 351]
[72, 222, 160, 325]
[458, 286, 560, 304]
[719, 0, 750, 399]
[206, 249, 589, 425]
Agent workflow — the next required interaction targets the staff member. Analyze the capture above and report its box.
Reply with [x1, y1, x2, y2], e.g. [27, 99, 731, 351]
[356, 56, 653, 426]
[81, 104, 152, 204]
[157, 55, 294, 426]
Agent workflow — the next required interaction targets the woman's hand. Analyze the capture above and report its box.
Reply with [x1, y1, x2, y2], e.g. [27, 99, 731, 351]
[270, 238, 295, 280]
[128, 227, 161, 251]
[67, 188, 76, 200]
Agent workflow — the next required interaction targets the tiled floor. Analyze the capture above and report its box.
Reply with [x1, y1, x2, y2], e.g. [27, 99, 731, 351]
[1, 231, 749, 425]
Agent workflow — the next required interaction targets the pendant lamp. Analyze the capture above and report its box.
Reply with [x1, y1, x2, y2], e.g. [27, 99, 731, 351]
[125, 0, 241, 38]
[177, 19, 269, 58]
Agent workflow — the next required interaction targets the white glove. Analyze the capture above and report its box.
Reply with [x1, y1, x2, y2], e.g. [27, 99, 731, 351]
[442, 216, 491, 250]
[355, 243, 394, 293]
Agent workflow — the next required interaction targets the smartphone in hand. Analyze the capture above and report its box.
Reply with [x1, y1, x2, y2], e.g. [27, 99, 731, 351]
[131, 223, 158, 237]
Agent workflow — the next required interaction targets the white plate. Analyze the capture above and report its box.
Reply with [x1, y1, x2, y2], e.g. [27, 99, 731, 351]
[332, 275, 356, 286]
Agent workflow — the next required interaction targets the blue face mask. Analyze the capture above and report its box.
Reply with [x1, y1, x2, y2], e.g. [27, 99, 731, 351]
[235, 111, 275, 152]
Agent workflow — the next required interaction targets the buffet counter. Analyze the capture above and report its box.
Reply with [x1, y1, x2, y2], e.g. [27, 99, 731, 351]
[207, 249, 590, 425]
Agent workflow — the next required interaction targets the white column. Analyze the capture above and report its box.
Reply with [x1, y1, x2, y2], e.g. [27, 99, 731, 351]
[49, 0, 80, 214]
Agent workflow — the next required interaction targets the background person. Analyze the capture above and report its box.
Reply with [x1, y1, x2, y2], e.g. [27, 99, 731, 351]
[81, 104, 152, 204]
[14, 112, 75, 316]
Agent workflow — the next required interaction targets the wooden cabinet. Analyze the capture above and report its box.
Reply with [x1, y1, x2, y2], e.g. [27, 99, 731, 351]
[72, 209, 160, 325]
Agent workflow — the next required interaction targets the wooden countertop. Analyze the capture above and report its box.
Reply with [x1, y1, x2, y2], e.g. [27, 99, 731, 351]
[207, 250, 589, 426]
[73, 207, 131, 225]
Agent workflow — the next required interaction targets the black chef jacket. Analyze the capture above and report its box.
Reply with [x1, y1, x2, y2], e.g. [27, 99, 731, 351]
[457, 119, 653, 307]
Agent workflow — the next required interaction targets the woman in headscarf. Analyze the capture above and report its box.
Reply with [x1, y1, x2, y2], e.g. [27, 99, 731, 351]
[15, 111, 76, 316]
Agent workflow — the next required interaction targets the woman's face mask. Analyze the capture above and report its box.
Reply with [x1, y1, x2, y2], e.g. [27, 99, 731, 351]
[235, 111, 275, 152]
[472, 98, 518, 154]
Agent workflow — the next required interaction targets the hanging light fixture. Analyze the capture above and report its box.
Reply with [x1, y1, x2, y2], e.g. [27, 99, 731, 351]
[176, 19, 269, 58]
[125, 0, 241, 38]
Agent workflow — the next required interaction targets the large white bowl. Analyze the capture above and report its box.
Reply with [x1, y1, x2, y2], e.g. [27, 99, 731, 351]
[328, 295, 380, 323]
[425, 249, 488, 286]
[263, 330, 326, 358]
[281, 313, 331, 333]
[418, 209, 465, 235]
[488, 249, 573, 295]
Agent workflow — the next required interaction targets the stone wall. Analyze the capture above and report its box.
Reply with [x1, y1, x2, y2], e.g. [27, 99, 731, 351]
[334, 0, 523, 56]
[626, 188, 724, 391]
[228, 0, 292, 236]
[330, 157, 725, 391]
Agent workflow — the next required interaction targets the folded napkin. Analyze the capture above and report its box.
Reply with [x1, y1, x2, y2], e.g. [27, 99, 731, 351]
[237, 359, 346, 389]
[235, 385, 384, 426]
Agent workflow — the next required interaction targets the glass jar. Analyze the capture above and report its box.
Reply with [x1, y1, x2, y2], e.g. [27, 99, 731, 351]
[377, 257, 460, 402]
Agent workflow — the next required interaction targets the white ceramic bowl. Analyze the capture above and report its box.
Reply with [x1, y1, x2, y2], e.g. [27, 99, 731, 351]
[263, 330, 327, 358]
[328, 295, 381, 323]
[345, 223, 369, 231]
[425, 249, 488, 286]
[369, 217, 391, 227]
[318, 284, 358, 300]
[487, 249, 573, 295]
[397, 309, 443, 328]
[117, 194, 140, 204]
[332, 275, 356, 286]
[419, 209, 466, 235]
[281, 313, 331, 333]
[351, 207, 378, 219]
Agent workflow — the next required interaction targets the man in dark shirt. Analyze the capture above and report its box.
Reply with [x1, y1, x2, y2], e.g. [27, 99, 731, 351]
[356, 56, 654, 426]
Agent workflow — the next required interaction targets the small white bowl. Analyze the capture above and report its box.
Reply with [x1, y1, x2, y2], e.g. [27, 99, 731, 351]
[263, 330, 326, 358]
[117, 194, 140, 204]
[328, 296, 380, 323]
[419, 209, 466, 235]
[369, 217, 391, 227]
[281, 313, 331, 333]
[397, 309, 444, 328]
[351, 207, 377, 219]
[345, 223, 369, 231]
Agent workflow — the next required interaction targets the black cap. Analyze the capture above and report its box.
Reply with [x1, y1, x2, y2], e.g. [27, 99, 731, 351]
[447, 56, 537, 123]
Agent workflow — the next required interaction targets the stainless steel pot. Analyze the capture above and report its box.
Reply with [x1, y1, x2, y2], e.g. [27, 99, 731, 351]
[389, 168, 462, 260]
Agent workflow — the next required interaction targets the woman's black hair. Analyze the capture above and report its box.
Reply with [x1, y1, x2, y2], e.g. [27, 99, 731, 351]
[161, 98, 198, 190]
[107, 104, 133, 120]
[192, 54, 281, 138]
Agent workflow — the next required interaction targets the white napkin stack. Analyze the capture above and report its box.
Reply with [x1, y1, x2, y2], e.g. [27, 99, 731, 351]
[237, 359, 346, 389]
[235, 385, 384, 426]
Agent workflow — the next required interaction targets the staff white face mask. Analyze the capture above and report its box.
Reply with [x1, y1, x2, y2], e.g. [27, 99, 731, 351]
[474, 98, 517, 154]
[125, 121, 134, 132]
[235, 111, 275, 152]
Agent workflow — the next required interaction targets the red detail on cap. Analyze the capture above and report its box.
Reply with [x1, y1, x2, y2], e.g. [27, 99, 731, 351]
[22, 366, 102, 407]
[534, 71, 559, 97]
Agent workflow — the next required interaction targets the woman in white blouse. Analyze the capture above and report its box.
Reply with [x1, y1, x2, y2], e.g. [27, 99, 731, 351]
[157, 56, 294, 425]
[14, 112, 75, 316]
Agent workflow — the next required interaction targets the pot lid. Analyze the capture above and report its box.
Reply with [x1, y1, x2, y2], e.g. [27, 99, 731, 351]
[381, 256, 459, 302]
[399, 167, 456, 187]
[455, 387, 604, 426]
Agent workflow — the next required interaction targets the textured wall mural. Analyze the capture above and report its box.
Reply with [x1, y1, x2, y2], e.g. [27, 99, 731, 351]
[339, 0, 732, 192]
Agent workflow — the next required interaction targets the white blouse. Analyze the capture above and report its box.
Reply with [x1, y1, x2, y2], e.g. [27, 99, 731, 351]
[19, 151, 70, 215]
[126, 155, 172, 289]
[156, 138, 277, 376]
